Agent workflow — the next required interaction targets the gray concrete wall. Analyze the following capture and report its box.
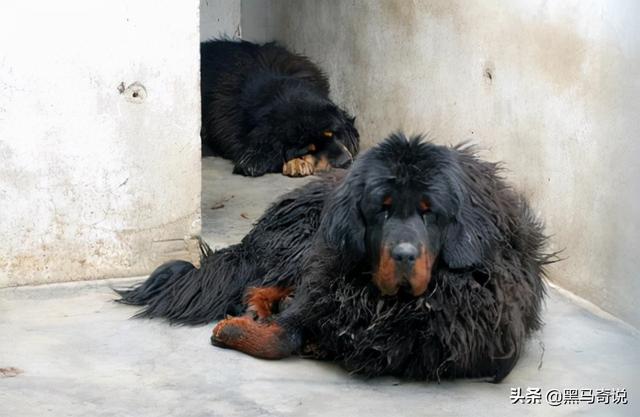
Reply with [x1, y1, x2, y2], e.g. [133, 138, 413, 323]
[201, 0, 241, 41]
[241, 0, 640, 327]
[0, 1, 202, 286]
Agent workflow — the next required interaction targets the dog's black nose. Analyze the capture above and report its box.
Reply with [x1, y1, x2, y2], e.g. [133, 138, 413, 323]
[391, 243, 418, 266]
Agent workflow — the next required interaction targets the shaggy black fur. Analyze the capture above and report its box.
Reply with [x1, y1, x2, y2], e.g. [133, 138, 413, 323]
[200, 39, 359, 176]
[116, 133, 551, 381]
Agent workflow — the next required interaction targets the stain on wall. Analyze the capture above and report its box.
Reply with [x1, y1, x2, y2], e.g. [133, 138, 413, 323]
[241, 0, 640, 327]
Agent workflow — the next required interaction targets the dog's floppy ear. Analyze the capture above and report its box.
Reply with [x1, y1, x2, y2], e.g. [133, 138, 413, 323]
[319, 169, 366, 258]
[441, 152, 500, 269]
[442, 213, 492, 269]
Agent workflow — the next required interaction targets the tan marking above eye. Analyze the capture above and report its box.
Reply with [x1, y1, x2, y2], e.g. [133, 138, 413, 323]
[418, 199, 430, 213]
[307, 143, 317, 152]
[322, 130, 334, 138]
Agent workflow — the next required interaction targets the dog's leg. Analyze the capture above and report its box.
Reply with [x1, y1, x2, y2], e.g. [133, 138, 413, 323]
[211, 288, 304, 359]
[244, 286, 293, 320]
[211, 281, 325, 359]
[233, 152, 281, 177]
[233, 134, 285, 177]
[211, 316, 302, 359]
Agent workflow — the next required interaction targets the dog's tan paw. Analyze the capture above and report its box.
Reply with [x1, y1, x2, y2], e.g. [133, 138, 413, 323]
[283, 156, 315, 177]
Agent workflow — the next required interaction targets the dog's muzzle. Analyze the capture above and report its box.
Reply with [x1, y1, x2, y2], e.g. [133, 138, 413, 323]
[325, 140, 353, 169]
[374, 242, 434, 297]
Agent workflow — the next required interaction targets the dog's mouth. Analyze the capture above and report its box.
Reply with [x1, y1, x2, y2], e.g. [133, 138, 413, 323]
[322, 140, 353, 169]
[372, 244, 434, 298]
[285, 138, 353, 169]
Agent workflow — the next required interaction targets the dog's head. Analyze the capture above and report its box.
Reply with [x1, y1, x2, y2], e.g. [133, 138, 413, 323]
[321, 133, 498, 297]
[266, 87, 359, 170]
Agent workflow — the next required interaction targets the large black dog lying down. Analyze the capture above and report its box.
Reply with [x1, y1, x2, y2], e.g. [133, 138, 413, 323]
[117, 133, 551, 381]
[201, 39, 359, 177]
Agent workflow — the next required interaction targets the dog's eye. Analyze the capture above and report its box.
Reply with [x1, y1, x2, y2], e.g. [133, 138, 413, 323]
[382, 196, 392, 212]
[322, 130, 334, 138]
[418, 199, 430, 214]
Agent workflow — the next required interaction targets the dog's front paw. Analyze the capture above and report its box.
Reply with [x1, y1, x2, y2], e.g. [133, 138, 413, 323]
[211, 316, 250, 348]
[283, 155, 315, 177]
[211, 316, 293, 359]
[244, 286, 293, 321]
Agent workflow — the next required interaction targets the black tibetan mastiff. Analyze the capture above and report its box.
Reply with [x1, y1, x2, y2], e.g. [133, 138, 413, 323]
[116, 133, 551, 381]
[200, 39, 359, 177]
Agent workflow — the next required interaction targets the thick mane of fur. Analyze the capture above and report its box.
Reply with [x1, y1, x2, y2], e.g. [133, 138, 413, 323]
[116, 133, 551, 382]
[302, 133, 551, 381]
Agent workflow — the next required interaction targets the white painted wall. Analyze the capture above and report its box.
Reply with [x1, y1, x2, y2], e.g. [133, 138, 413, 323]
[242, 0, 640, 327]
[201, 0, 242, 41]
[0, 1, 201, 286]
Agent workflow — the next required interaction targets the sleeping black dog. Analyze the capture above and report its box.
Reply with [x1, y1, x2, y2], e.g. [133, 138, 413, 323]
[200, 39, 359, 177]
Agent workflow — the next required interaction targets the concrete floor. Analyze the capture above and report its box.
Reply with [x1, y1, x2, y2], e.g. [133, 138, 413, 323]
[201, 157, 314, 249]
[1, 157, 638, 417]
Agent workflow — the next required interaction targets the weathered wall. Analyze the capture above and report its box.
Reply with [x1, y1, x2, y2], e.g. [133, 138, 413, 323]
[242, 0, 640, 327]
[201, 0, 241, 41]
[0, 1, 201, 286]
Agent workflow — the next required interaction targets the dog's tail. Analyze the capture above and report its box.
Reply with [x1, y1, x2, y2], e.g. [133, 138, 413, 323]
[114, 241, 256, 325]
